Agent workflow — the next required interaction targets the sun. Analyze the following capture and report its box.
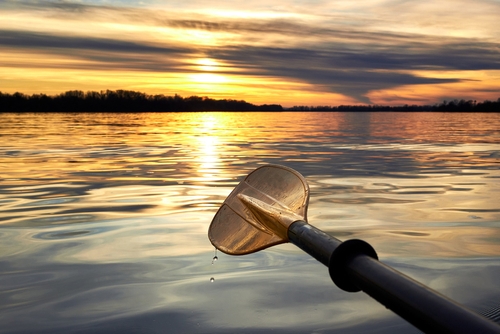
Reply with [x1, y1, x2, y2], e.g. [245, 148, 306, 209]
[196, 58, 220, 72]
[187, 58, 230, 86]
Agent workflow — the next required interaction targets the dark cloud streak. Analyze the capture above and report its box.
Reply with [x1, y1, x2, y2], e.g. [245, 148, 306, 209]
[206, 45, 490, 102]
[0, 30, 188, 55]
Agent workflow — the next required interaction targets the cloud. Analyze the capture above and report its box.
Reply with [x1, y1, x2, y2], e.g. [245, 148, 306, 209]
[0, 30, 187, 54]
[2, 27, 500, 103]
[1, 0, 500, 104]
[206, 43, 496, 102]
[0, 29, 195, 73]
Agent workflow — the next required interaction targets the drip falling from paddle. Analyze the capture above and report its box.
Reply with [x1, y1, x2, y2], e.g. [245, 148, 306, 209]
[210, 248, 217, 282]
[212, 248, 218, 265]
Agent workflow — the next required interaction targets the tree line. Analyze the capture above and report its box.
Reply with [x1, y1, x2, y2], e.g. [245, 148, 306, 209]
[1, 90, 498, 112]
[0, 90, 283, 112]
[288, 98, 500, 112]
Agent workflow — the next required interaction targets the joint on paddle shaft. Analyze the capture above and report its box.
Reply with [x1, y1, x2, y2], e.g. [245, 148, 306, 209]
[329, 239, 378, 292]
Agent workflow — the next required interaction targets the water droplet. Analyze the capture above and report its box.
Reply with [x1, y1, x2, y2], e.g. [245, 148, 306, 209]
[211, 248, 218, 265]
[210, 277, 214, 282]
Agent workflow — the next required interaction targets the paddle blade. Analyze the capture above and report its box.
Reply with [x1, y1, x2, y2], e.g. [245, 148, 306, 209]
[208, 164, 309, 255]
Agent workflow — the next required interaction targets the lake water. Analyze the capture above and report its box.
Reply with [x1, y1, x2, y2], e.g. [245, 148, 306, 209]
[1, 112, 499, 333]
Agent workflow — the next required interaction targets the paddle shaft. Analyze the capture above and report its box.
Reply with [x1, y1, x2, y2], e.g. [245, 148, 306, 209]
[288, 220, 500, 334]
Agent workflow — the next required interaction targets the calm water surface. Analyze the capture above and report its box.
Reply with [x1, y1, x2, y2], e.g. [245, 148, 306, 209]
[1, 112, 499, 333]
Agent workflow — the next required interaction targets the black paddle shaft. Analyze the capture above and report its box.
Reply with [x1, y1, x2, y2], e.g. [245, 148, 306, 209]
[288, 220, 500, 334]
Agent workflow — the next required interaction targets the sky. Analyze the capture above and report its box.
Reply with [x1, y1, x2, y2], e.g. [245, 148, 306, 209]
[1, 0, 499, 107]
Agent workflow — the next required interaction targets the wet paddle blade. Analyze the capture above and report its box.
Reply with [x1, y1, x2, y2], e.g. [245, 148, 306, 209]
[208, 164, 310, 255]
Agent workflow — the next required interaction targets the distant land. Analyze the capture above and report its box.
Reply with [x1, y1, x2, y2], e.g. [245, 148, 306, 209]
[1, 90, 499, 112]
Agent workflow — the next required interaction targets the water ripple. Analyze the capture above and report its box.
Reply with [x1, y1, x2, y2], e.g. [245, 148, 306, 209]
[0, 112, 499, 334]
[33, 226, 117, 240]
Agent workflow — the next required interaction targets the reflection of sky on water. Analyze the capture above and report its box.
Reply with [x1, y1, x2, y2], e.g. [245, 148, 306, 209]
[0, 112, 499, 333]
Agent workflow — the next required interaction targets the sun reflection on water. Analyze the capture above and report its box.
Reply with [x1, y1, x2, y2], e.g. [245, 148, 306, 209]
[180, 112, 232, 186]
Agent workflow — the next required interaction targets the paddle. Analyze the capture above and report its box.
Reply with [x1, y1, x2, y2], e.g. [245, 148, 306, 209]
[208, 164, 500, 334]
